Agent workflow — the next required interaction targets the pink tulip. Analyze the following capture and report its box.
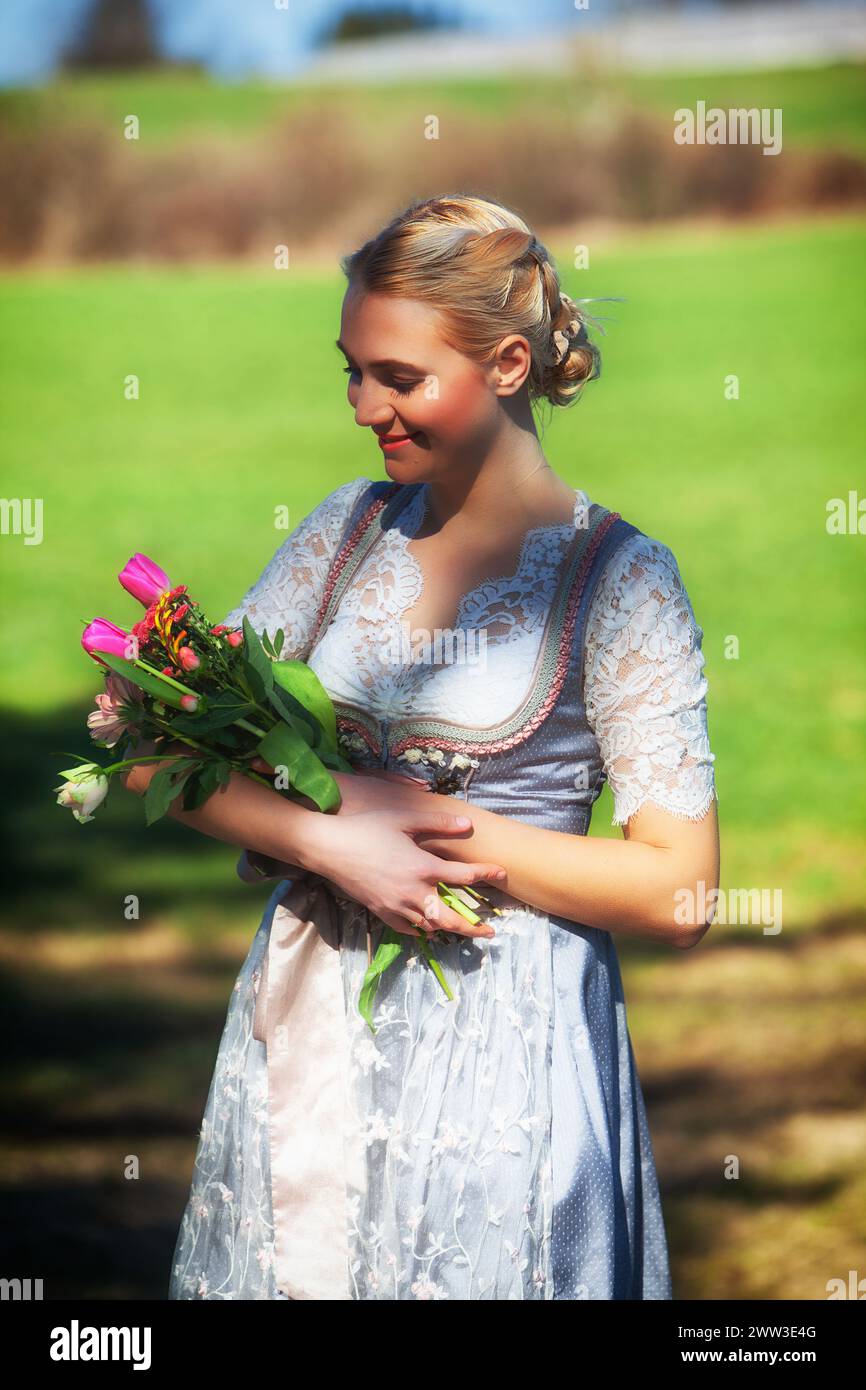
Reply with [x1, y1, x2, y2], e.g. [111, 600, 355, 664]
[177, 646, 200, 671]
[119, 553, 172, 607]
[81, 618, 137, 664]
[180, 694, 199, 712]
[227, 630, 243, 648]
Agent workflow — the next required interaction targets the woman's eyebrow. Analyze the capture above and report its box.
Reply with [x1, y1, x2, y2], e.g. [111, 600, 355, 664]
[335, 339, 425, 372]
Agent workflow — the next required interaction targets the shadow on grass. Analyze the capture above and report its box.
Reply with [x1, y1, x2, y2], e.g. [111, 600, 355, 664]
[1, 703, 267, 1297]
[2, 701, 263, 929]
[3, 705, 864, 1298]
[0, 961, 237, 1299]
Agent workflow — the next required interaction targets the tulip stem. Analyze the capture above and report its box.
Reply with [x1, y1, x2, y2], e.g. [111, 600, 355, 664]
[133, 658, 196, 697]
[100, 754, 186, 775]
[234, 716, 269, 739]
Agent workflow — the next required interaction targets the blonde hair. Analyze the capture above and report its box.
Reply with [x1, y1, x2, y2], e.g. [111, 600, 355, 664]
[340, 192, 603, 411]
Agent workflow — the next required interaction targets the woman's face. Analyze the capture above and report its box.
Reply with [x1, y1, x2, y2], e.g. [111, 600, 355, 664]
[337, 286, 528, 482]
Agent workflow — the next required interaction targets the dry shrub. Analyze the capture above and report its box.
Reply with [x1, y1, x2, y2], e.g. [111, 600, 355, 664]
[0, 100, 863, 264]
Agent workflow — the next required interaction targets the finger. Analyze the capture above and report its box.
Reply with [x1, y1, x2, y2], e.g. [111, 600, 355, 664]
[376, 908, 422, 938]
[415, 891, 495, 939]
[403, 810, 475, 835]
[439, 862, 508, 887]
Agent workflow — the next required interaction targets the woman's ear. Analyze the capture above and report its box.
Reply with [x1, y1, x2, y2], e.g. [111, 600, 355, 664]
[492, 334, 532, 395]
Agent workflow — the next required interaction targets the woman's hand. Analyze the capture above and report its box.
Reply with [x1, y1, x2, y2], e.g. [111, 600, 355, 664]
[292, 803, 505, 940]
[239, 763, 432, 877]
[244, 762, 505, 938]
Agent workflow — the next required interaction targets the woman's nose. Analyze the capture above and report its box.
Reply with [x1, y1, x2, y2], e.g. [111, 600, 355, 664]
[351, 380, 394, 430]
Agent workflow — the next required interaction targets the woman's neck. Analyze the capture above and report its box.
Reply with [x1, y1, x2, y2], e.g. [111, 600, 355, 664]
[420, 420, 578, 541]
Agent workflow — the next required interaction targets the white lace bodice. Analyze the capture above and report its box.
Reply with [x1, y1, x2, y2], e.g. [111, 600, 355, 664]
[224, 476, 716, 827]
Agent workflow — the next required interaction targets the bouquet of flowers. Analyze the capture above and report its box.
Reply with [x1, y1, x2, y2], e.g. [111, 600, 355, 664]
[56, 552, 496, 1031]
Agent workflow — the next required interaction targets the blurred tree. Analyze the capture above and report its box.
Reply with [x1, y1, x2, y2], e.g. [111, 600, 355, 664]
[61, 0, 160, 71]
[322, 4, 455, 44]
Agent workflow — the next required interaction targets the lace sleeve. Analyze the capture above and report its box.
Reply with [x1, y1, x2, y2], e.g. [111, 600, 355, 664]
[583, 532, 717, 827]
[221, 476, 371, 657]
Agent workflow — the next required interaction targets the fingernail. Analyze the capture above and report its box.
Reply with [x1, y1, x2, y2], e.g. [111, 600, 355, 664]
[456, 816, 471, 827]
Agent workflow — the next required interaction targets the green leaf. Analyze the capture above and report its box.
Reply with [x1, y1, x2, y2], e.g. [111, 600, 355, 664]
[415, 933, 455, 999]
[357, 930, 404, 1033]
[167, 690, 255, 736]
[180, 769, 204, 812]
[273, 629, 285, 657]
[55, 749, 104, 766]
[318, 745, 356, 774]
[210, 727, 242, 750]
[143, 759, 199, 826]
[265, 682, 320, 747]
[181, 760, 231, 811]
[240, 616, 274, 703]
[255, 721, 341, 813]
[96, 652, 199, 710]
[272, 659, 338, 749]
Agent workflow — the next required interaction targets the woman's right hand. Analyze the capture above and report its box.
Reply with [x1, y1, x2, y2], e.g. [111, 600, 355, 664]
[298, 806, 506, 940]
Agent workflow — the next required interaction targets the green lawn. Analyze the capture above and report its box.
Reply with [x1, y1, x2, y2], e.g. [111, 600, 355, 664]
[1, 213, 864, 923]
[3, 62, 865, 151]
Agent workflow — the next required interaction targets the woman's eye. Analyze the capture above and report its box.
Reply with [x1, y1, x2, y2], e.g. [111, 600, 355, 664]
[342, 366, 418, 398]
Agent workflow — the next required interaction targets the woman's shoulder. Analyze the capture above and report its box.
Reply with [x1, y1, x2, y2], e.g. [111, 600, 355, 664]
[579, 496, 704, 654]
[581, 492, 689, 596]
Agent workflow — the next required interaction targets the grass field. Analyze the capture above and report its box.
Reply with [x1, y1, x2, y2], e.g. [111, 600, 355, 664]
[4, 63, 866, 152]
[2, 210, 864, 920]
[1, 209, 864, 1300]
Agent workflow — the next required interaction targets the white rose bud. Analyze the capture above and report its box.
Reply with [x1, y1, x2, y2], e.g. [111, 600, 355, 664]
[55, 763, 110, 824]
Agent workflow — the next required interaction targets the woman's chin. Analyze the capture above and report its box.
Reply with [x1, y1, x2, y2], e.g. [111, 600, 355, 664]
[383, 444, 429, 478]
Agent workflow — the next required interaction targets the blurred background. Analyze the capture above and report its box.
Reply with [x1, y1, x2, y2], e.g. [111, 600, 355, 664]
[1, 0, 864, 1300]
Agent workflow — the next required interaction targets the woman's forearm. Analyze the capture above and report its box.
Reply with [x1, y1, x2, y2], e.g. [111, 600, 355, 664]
[414, 793, 712, 948]
[121, 746, 712, 944]
[122, 741, 329, 871]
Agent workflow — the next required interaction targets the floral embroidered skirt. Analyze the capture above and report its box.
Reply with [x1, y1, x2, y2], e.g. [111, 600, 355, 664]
[169, 876, 672, 1300]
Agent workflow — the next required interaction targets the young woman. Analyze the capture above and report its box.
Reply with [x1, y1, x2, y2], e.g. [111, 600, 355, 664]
[129, 192, 719, 1301]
